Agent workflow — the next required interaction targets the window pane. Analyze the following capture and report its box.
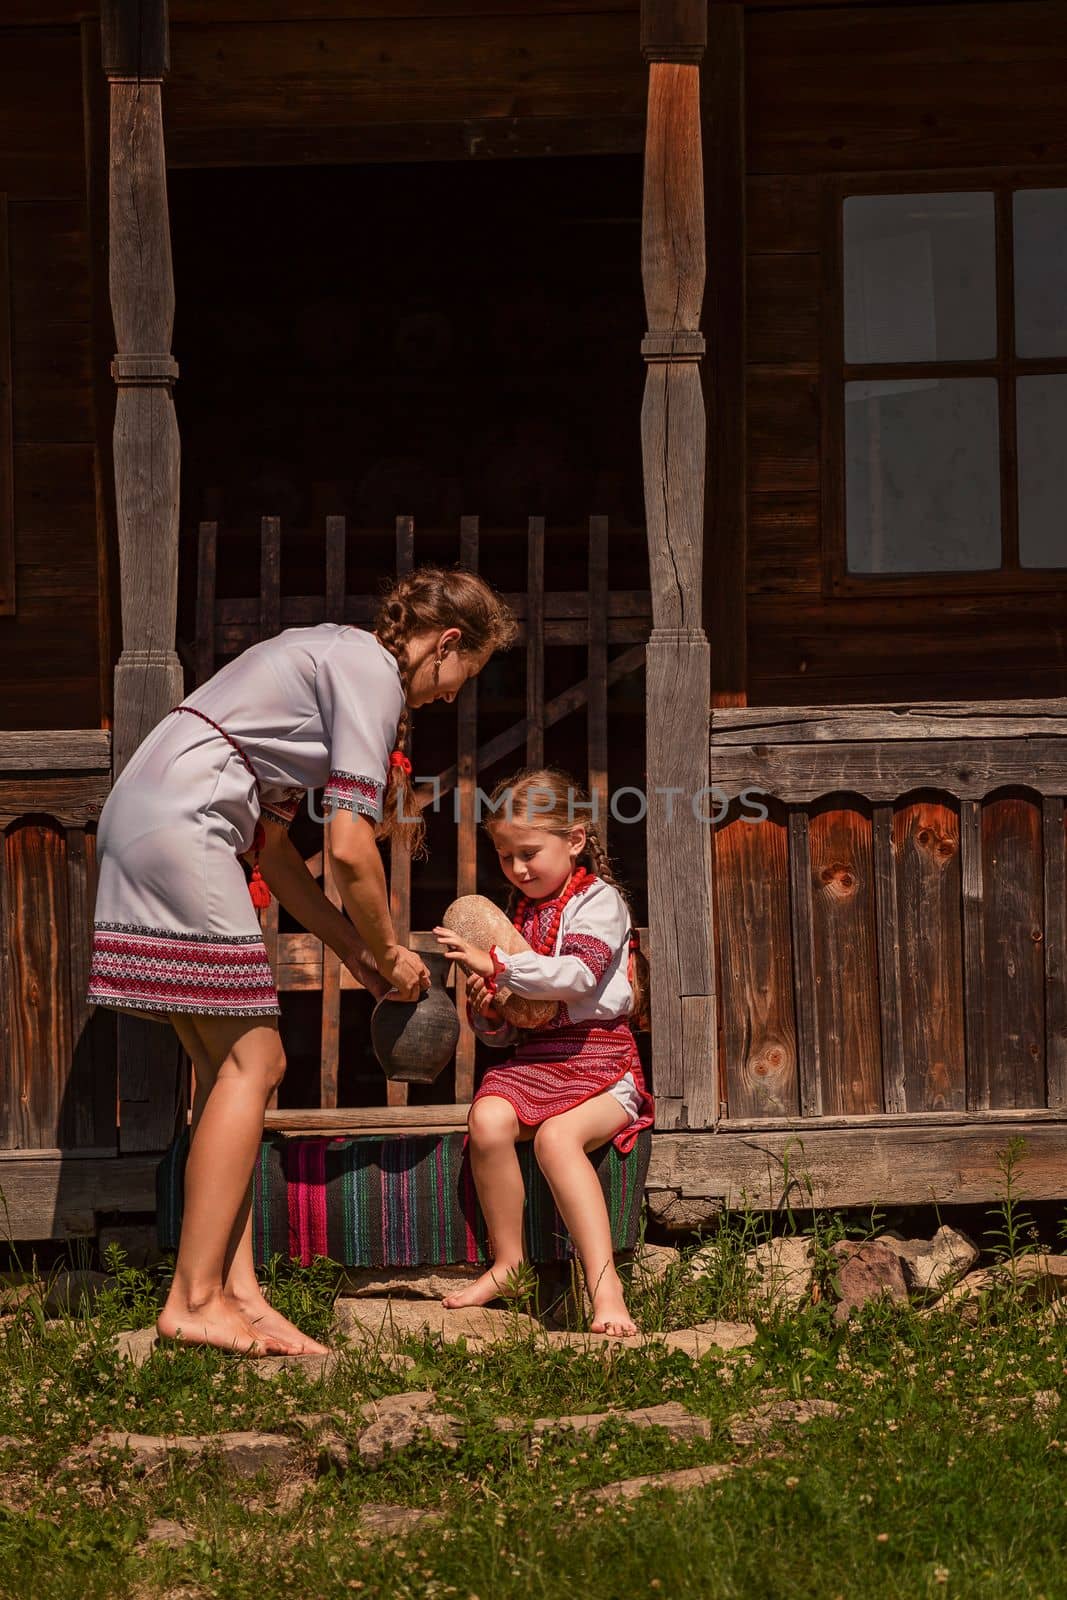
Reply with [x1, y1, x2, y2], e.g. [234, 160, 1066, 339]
[845, 378, 1001, 572]
[1017, 376, 1067, 567]
[1014, 189, 1067, 357]
[843, 193, 996, 364]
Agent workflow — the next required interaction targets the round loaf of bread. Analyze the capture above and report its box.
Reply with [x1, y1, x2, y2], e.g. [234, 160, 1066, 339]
[441, 894, 557, 1030]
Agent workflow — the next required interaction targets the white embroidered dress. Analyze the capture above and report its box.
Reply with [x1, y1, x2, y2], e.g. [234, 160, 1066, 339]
[87, 624, 404, 1022]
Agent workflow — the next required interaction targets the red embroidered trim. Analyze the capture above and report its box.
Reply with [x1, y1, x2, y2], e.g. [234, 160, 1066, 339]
[323, 770, 384, 820]
[88, 924, 279, 1015]
[559, 932, 613, 983]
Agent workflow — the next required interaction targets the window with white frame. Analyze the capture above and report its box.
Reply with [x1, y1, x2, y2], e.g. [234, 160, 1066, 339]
[841, 187, 1067, 577]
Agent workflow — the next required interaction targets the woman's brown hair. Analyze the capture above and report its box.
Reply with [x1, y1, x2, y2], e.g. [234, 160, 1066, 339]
[482, 765, 651, 1032]
[373, 564, 517, 859]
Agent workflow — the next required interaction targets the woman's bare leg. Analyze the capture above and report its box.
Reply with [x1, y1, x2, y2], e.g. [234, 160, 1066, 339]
[172, 1015, 328, 1354]
[157, 1013, 295, 1354]
[442, 1096, 534, 1310]
[532, 1094, 635, 1336]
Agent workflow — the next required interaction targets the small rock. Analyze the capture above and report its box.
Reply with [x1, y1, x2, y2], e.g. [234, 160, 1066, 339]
[143, 1517, 193, 1549]
[498, 1402, 712, 1443]
[744, 1238, 814, 1311]
[422, 1412, 464, 1449]
[42, 1271, 112, 1318]
[661, 1320, 758, 1358]
[89, 1432, 205, 1474]
[271, 1479, 312, 1513]
[335, 1299, 541, 1348]
[290, 1412, 341, 1437]
[831, 1240, 908, 1323]
[631, 1244, 681, 1285]
[645, 1191, 724, 1236]
[357, 1391, 439, 1424]
[249, 1351, 338, 1381]
[89, 1430, 299, 1478]
[729, 1397, 841, 1445]
[358, 1503, 442, 1538]
[214, 1432, 302, 1478]
[337, 1267, 482, 1301]
[113, 1327, 159, 1367]
[587, 1463, 732, 1503]
[880, 1227, 978, 1297]
[316, 1431, 351, 1474]
[930, 1256, 1067, 1320]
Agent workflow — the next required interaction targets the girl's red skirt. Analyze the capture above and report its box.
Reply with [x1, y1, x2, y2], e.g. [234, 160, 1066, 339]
[472, 1016, 654, 1154]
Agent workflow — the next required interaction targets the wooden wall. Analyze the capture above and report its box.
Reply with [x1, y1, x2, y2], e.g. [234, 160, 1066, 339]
[0, 23, 110, 731]
[744, 0, 1067, 707]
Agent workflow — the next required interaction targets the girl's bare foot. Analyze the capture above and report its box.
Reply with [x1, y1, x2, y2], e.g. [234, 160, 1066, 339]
[442, 1261, 524, 1310]
[589, 1278, 638, 1338]
[230, 1291, 330, 1355]
[156, 1293, 293, 1356]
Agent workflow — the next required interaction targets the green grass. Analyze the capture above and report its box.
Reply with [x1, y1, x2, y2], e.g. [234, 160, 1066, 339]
[2, 1186, 1067, 1599]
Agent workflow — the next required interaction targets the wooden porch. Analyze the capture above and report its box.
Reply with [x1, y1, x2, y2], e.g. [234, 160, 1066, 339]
[3, 0, 1067, 1239]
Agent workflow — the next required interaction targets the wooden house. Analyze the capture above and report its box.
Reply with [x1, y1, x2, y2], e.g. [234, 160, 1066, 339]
[2, 0, 1066, 1243]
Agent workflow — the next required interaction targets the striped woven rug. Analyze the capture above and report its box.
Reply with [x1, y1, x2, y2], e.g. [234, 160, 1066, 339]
[156, 1130, 651, 1268]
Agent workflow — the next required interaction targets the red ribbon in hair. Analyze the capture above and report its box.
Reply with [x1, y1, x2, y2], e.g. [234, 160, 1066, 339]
[389, 749, 412, 775]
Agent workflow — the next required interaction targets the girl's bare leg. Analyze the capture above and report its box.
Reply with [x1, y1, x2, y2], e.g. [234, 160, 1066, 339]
[157, 1013, 295, 1355]
[442, 1096, 535, 1310]
[173, 1016, 328, 1354]
[532, 1094, 635, 1336]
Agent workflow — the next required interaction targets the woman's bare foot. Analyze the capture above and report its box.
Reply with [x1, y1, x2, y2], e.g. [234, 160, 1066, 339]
[229, 1291, 330, 1355]
[156, 1292, 293, 1356]
[589, 1277, 638, 1338]
[442, 1260, 524, 1310]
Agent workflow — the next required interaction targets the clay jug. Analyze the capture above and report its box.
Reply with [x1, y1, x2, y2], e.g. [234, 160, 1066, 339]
[370, 950, 460, 1084]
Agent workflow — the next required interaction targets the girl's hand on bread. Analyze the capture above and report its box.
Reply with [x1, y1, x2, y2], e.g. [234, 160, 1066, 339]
[466, 973, 504, 1020]
[432, 927, 495, 979]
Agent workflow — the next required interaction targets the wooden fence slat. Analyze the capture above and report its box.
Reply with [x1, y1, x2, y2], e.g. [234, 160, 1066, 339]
[325, 515, 345, 624]
[1044, 797, 1067, 1110]
[453, 515, 480, 1103]
[808, 804, 883, 1115]
[872, 803, 906, 1116]
[588, 515, 609, 851]
[423, 644, 646, 804]
[320, 840, 342, 1110]
[0, 828, 12, 1147]
[787, 809, 822, 1118]
[895, 799, 966, 1113]
[960, 800, 988, 1111]
[982, 794, 1045, 1109]
[526, 516, 545, 769]
[387, 515, 415, 1109]
[715, 803, 798, 1119]
[64, 826, 96, 1147]
[8, 823, 71, 1149]
[195, 521, 217, 685]
[260, 516, 281, 642]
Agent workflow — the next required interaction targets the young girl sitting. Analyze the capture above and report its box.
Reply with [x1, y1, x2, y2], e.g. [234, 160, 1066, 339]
[433, 766, 653, 1337]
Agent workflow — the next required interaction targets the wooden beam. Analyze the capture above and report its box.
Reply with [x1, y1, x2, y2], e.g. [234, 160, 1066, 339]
[103, 0, 186, 1153]
[712, 699, 1067, 742]
[0, 195, 12, 618]
[0, 1153, 158, 1239]
[702, 3, 746, 708]
[0, 731, 111, 770]
[639, 2, 717, 1132]
[648, 1121, 1067, 1209]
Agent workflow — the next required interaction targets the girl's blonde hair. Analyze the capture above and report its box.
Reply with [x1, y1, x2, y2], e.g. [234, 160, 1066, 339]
[374, 565, 517, 858]
[482, 765, 651, 1031]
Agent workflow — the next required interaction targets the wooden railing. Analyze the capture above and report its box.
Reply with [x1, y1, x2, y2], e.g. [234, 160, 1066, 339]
[710, 700, 1067, 1125]
[193, 513, 650, 1126]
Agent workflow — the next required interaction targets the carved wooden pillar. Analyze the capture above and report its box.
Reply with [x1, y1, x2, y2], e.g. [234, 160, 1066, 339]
[102, 0, 184, 1151]
[640, 0, 718, 1129]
